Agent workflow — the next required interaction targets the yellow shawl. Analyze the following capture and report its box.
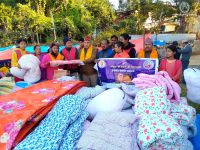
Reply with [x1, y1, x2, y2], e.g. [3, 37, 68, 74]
[80, 46, 93, 61]
[137, 49, 158, 58]
[49, 53, 63, 61]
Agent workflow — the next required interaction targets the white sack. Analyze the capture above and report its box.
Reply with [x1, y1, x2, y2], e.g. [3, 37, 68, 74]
[11, 54, 41, 83]
[10, 67, 26, 79]
[184, 68, 200, 104]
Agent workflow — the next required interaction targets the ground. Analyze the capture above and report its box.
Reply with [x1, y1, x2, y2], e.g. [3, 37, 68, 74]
[180, 84, 200, 113]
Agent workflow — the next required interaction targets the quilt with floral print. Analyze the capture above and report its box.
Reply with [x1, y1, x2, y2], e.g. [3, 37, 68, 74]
[0, 80, 86, 150]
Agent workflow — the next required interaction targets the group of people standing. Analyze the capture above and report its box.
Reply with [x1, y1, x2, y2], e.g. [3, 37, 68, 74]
[11, 33, 192, 86]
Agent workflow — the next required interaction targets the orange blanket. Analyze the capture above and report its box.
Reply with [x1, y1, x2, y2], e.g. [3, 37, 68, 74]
[0, 80, 86, 150]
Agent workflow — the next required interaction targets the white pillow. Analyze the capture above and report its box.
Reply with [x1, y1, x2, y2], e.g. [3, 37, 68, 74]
[86, 88, 125, 119]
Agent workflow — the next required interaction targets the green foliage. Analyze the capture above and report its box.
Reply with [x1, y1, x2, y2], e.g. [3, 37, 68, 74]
[0, 0, 116, 46]
[93, 27, 126, 46]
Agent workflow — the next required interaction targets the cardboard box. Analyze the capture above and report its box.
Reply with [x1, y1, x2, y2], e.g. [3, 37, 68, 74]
[53, 69, 70, 79]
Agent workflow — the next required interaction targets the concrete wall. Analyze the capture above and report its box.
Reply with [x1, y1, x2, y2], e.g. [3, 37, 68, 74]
[130, 34, 196, 42]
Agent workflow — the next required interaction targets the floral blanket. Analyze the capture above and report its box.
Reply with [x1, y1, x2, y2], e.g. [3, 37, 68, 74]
[0, 80, 86, 150]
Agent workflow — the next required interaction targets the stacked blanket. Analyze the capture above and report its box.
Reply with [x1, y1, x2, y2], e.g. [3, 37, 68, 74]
[171, 101, 197, 138]
[134, 86, 171, 116]
[134, 86, 189, 149]
[77, 112, 139, 150]
[0, 77, 15, 96]
[132, 71, 181, 102]
[14, 95, 88, 150]
[75, 85, 106, 101]
[137, 114, 186, 149]
[0, 80, 86, 150]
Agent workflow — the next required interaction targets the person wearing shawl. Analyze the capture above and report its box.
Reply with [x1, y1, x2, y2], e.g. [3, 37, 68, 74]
[79, 36, 97, 87]
[61, 37, 80, 78]
[137, 38, 158, 58]
[40, 43, 63, 80]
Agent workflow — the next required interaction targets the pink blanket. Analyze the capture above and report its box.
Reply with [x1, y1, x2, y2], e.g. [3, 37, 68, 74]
[50, 60, 84, 67]
[132, 71, 181, 102]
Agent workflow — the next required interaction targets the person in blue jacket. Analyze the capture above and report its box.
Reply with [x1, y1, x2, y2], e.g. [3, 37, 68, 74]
[97, 39, 115, 59]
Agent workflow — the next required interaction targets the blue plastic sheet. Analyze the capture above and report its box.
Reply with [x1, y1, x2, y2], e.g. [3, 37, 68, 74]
[189, 114, 200, 150]
[153, 40, 166, 46]
[0, 44, 79, 53]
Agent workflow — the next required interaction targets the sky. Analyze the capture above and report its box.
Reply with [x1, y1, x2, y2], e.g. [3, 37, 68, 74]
[109, 0, 174, 10]
[109, 0, 119, 9]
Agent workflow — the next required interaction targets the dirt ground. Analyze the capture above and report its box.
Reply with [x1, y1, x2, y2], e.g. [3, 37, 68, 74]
[190, 53, 200, 66]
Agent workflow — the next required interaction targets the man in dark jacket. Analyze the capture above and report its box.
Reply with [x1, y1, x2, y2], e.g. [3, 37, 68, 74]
[178, 40, 192, 84]
[172, 41, 181, 59]
[97, 39, 115, 59]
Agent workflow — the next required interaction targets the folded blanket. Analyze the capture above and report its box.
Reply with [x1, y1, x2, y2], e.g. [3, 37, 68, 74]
[134, 86, 171, 116]
[50, 60, 84, 67]
[15, 95, 88, 150]
[181, 123, 197, 139]
[132, 71, 181, 102]
[137, 114, 186, 150]
[120, 83, 139, 97]
[170, 102, 196, 126]
[0, 80, 86, 150]
[75, 85, 106, 100]
[0, 77, 15, 96]
[77, 112, 139, 150]
[59, 112, 88, 150]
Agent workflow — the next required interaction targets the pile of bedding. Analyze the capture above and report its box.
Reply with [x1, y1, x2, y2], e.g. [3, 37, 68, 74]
[15, 95, 88, 150]
[0, 77, 15, 96]
[0, 80, 86, 150]
[77, 112, 139, 150]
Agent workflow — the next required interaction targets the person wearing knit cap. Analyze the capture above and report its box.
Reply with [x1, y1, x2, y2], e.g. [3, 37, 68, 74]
[79, 36, 98, 87]
[61, 37, 80, 78]
[137, 38, 158, 58]
[159, 45, 182, 83]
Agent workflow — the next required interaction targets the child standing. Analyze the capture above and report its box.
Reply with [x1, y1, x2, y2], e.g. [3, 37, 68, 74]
[40, 43, 63, 80]
[159, 45, 182, 83]
[114, 42, 130, 58]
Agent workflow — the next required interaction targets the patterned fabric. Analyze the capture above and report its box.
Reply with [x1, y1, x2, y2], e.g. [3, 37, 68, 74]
[0, 80, 86, 150]
[77, 112, 139, 150]
[15, 95, 88, 150]
[170, 102, 196, 126]
[75, 85, 106, 100]
[59, 112, 88, 150]
[134, 86, 171, 116]
[132, 71, 181, 102]
[137, 114, 186, 150]
[0, 100, 25, 114]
